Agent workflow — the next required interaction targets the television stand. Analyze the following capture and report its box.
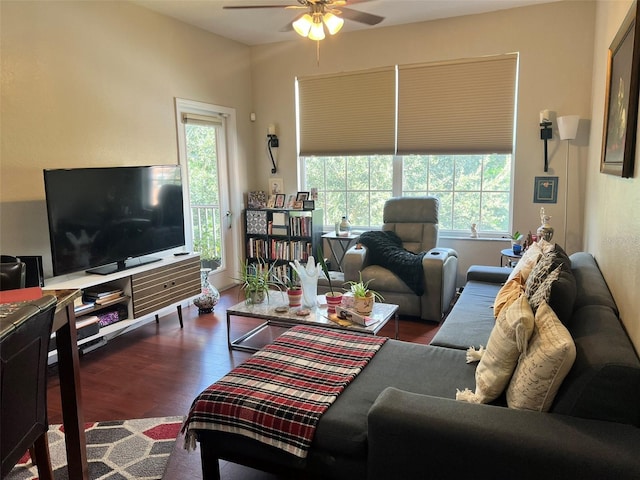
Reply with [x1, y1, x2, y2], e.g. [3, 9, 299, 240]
[86, 256, 162, 275]
[45, 253, 201, 364]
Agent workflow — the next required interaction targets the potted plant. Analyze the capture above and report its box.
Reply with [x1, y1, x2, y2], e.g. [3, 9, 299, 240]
[280, 271, 303, 308]
[510, 231, 524, 255]
[345, 272, 384, 315]
[236, 258, 280, 304]
[317, 248, 343, 312]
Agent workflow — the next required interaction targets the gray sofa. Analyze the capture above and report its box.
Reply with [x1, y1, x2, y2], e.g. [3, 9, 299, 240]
[194, 252, 640, 479]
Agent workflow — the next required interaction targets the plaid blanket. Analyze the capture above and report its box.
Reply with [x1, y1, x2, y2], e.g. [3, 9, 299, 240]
[183, 325, 387, 458]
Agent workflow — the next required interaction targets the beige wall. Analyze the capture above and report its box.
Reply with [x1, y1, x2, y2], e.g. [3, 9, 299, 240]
[585, 0, 640, 351]
[249, 1, 595, 258]
[0, 1, 253, 276]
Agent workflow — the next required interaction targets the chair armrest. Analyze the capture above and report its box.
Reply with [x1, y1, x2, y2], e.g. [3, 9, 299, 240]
[421, 248, 458, 322]
[466, 264, 510, 284]
[343, 244, 370, 283]
[368, 387, 640, 480]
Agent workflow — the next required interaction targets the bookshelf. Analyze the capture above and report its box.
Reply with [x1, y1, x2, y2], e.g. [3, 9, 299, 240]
[244, 208, 323, 283]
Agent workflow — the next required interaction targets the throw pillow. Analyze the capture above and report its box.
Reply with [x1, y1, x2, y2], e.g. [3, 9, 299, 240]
[493, 271, 525, 318]
[456, 294, 535, 404]
[506, 243, 542, 283]
[506, 300, 576, 412]
[526, 264, 562, 313]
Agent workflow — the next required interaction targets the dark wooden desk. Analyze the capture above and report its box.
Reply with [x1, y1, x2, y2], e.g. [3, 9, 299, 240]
[44, 289, 89, 479]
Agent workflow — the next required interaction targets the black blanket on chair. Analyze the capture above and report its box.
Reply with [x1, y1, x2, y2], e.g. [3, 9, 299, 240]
[357, 231, 426, 295]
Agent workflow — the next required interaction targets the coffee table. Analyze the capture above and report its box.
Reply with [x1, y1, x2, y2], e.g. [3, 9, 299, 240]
[227, 292, 399, 352]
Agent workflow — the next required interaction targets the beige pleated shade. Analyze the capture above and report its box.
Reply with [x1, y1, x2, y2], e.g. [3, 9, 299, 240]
[297, 67, 396, 156]
[397, 54, 517, 154]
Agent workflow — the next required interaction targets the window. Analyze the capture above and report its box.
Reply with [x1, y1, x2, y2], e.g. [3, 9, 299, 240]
[298, 54, 517, 235]
[303, 153, 511, 234]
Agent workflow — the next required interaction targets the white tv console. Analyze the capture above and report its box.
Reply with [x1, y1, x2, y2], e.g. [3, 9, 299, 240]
[44, 253, 201, 364]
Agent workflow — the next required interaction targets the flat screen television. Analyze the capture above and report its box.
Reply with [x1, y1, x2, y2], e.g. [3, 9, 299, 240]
[44, 165, 186, 276]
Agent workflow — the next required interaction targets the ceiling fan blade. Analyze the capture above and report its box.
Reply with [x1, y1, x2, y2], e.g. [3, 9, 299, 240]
[338, 6, 384, 25]
[223, 5, 296, 9]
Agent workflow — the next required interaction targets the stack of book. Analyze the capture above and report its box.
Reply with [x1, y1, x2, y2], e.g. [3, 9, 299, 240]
[82, 285, 124, 306]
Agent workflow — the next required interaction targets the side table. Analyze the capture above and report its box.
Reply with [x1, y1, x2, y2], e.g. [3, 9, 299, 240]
[322, 231, 360, 272]
[500, 248, 522, 267]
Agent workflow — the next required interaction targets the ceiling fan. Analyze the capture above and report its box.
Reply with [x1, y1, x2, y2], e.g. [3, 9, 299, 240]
[223, 1, 385, 41]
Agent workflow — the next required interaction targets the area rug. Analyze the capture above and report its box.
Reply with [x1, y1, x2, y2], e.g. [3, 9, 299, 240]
[6, 416, 184, 480]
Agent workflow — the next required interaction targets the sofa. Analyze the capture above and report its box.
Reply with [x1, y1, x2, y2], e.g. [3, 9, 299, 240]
[187, 250, 640, 479]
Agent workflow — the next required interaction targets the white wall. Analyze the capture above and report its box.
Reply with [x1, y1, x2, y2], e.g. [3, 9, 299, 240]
[585, 0, 640, 351]
[0, 1, 253, 277]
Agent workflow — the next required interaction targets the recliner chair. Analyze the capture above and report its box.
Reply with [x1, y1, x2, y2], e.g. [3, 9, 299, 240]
[342, 196, 458, 323]
[0, 255, 26, 291]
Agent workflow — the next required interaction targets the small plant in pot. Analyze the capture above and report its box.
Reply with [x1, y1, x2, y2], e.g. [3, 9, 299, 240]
[281, 271, 303, 308]
[236, 258, 280, 305]
[345, 272, 384, 315]
[317, 248, 343, 312]
[510, 231, 524, 255]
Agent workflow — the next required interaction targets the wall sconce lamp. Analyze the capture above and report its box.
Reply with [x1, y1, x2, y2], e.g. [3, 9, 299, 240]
[540, 109, 553, 172]
[267, 124, 279, 174]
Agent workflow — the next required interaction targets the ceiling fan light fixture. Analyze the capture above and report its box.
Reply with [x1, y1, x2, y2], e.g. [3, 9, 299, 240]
[323, 12, 344, 35]
[308, 18, 326, 41]
[293, 13, 313, 37]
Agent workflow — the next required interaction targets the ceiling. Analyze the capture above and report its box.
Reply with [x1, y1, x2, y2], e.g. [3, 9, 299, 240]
[132, 0, 560, 46]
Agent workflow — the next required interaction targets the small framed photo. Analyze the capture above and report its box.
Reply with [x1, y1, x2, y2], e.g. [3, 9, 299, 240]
[303, 200, 315, 210]
[533, 176, 558, 203]
[310, 187, 318, 200]
[267, 195, 276, 208]
[296, 191, 309, 202]
[293, 200, 304, 210]
[270, 178, 284, 195]
[248, 190, 267, 209]
[274, 193, 286, 208]
[286, 194, 296, 209]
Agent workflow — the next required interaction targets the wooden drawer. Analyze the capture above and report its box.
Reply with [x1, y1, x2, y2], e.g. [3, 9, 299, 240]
[131, 256, 200, 318]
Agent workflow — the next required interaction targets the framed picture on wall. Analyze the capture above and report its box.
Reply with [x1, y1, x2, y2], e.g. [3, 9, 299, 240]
[533, 176, 558, 203]
[600, 0, 640, 178]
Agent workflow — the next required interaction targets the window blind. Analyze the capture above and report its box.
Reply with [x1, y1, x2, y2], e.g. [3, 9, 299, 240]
[397, 54, 517, 154]
[182, 113, 225, 127]
[297, 67, 396, 156]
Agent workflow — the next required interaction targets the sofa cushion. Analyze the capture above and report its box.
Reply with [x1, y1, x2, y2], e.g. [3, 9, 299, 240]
[506, 301, 576, 412]
[313, 341, 475, 458]
[430, 280, 500, 350]
[569, 252, 618, 314]
[551, 305, 640, 426]
[456, 295, 534, 404]
[493, 271, 525, 318]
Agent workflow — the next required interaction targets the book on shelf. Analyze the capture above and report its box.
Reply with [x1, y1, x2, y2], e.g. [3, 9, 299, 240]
[93, 292, 124, 305]
[83, 285, 122, 298]
[272, 211, 287, 226]
[74, 297, 95, 313]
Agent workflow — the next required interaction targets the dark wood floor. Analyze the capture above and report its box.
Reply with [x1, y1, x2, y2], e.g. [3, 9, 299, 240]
[45, 286, 440, 479]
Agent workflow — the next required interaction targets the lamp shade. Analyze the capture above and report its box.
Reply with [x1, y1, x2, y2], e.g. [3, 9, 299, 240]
[308, 20, 326, 40]
[323, 12, 344, 35]
[293, 14, 313, 37]
[558, 115, 579, 140]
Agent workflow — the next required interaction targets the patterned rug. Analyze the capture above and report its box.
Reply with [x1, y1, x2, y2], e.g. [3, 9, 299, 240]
[6, 416, 184, 480]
